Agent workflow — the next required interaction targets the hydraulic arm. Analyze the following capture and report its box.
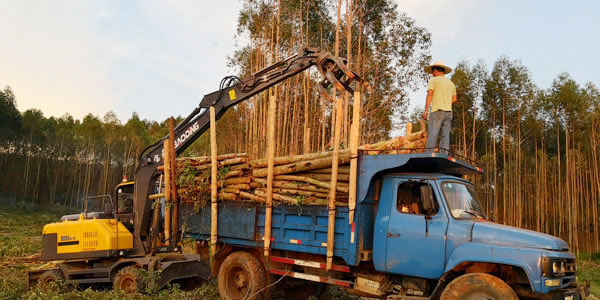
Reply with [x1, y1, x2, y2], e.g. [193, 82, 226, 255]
[130, 47, 361, 255]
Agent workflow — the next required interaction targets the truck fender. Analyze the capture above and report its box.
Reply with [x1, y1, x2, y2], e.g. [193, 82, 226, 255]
[443, 242, 542, 293]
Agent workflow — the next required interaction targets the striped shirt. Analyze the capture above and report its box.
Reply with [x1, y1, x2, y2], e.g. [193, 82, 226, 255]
[427, 76, 456, 112]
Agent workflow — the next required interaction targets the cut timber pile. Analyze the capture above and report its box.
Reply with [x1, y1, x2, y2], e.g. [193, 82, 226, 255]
[175, 130, 427, 207]
[359, 130, 428, 154]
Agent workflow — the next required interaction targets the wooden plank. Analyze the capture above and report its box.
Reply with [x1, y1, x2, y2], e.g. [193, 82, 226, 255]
[349, 90, 361, 223]
[327, 97, 343, 270]
[210, 106, 218, 257]
[163, 139, 171, 245]
[264, 89, 276, 257]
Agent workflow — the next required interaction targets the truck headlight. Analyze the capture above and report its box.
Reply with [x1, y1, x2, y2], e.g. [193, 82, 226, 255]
[552, 261, 566, 276]
[542, 257, 568, 277]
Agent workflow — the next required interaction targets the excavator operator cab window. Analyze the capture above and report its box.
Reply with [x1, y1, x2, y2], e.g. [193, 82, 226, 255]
[397, 181, 438, 216]
[116, 184, 134, 214]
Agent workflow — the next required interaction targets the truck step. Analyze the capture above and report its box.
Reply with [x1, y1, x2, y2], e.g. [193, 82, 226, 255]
[270, 268, 353, 288]
[270, 256, 351, 273]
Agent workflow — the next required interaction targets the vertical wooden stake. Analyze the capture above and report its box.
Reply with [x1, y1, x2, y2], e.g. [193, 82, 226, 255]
[168, 118, 179, 248]
[327, 97, 343, 270]
[163, 139, 172, 245]
[349, 91, 361, 224]
[303, 126, 310, 154]
[210, 107, 218, 257]
[264, 89, 276, 257]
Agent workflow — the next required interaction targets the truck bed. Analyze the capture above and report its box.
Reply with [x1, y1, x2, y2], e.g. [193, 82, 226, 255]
[182, 199, 376, 266]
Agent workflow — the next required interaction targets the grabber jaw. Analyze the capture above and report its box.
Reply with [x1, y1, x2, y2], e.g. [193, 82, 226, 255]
[316, 52, 362, 101]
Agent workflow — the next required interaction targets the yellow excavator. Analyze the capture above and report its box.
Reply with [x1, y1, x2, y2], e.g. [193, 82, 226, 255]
[27, 47, 360, 292]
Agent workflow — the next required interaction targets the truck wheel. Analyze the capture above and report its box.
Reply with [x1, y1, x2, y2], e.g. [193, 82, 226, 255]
[440, 273, 518, 300]
[218, 251, 267, 300]
[37, 269, 65, 291]
[113, 266, 145, 293]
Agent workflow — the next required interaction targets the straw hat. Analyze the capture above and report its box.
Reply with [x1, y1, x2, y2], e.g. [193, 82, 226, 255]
[424, 61, 452, 74]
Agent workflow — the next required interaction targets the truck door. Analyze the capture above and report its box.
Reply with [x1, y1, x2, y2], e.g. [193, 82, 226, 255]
[385, 179, 448, 279]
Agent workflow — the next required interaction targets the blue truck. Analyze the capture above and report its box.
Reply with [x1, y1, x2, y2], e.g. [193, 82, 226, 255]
[183, 151, 587, 300]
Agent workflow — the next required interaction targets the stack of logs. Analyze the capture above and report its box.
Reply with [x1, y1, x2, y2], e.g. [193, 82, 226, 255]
[175, 129, 427, 206]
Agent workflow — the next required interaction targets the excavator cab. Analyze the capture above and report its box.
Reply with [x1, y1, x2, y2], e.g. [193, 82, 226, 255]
[114, 181, 135, 232]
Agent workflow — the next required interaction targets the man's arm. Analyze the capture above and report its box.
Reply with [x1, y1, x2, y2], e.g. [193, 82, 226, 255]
[423, 90, 434, 120]
[452, 94, 457, 104]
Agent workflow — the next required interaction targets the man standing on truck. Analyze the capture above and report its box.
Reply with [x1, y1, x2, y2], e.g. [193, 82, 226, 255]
[422, 61, 457, 151]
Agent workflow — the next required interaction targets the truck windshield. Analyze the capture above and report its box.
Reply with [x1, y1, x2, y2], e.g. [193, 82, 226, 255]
[441, 182, 486, 219]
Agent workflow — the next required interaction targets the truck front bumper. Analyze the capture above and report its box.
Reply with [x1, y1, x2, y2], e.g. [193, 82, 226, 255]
[537, 283, 590, 300]
[517, 282, 590, 300]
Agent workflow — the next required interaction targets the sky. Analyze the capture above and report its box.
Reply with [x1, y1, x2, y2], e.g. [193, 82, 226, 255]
[1, 0, 599, 123]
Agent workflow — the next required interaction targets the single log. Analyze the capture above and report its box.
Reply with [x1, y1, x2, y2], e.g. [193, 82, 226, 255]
[148, 193, 165, 200]
[254, 178, 331, 193]
[224, 183, 251, 190]
[176, 153, 248, 164]
[239, 191, 265, 202]
[297, 172, 350, 182]
[224, 170, 243, 178]
[327, 98, 343, 270]
[249, 149, 350, 168]
[255, 190, 298, 205]
[274, 175, 349, 193]
[209, 106, 218, 257]
[169, 118, 179, 247]
[231, 163, 250, 170]
[222, 188, 240, 194]
[349, 90, 361, 223]
[191, 158, 248, 171]
[252, 153, 351, 178]
[264, 89, 276, 257]
[163, 139, 172, 245]
[218, 192, 237, 201]
[223, 177, 251, 185]
[311, 166, 350, 174]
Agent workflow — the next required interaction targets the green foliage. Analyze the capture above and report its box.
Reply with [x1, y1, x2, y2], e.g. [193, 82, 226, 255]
[0, 86, 22, 141]
[177, 163, 198, 187]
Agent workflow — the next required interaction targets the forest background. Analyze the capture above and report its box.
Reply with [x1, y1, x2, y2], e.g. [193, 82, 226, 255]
[1, 0, 599, 255]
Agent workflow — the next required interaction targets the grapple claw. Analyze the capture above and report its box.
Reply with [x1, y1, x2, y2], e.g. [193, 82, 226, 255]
[315, 52, 361, 97]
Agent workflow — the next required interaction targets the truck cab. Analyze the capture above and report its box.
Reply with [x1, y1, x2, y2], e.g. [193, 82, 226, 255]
[372, 171, 579, 298]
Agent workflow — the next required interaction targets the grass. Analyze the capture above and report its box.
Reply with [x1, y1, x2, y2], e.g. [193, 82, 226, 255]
[0, 205, 223, 300]
[577, 253, 600, 297]
[1, 205, 598, 299]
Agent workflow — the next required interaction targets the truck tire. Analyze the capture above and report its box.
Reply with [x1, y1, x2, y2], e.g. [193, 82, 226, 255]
[37, 269, 65, 291]
[440, 273, 518, 300]
[113, 265, 145, 293]
[218, 251, 267, 300]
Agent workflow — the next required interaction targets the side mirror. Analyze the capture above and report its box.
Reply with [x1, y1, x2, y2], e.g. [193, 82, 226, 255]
[420, 185, 435, 215]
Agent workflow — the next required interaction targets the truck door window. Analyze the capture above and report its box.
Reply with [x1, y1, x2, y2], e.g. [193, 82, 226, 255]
[396, 182, 438, 215]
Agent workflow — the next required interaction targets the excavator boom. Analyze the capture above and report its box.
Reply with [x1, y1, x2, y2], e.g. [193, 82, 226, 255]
[131, 47, 360, 255]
